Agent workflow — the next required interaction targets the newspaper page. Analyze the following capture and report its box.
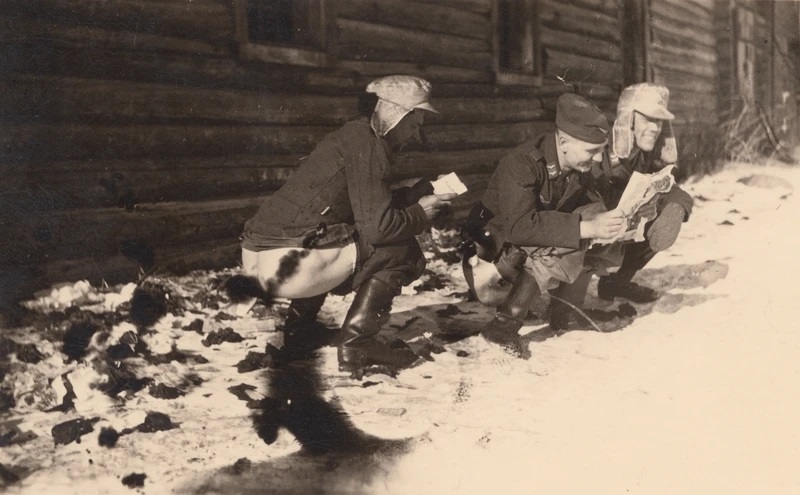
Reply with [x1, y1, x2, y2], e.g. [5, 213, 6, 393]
[596, 165, 676, 244]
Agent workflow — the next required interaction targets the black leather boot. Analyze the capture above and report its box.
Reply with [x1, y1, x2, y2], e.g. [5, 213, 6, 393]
[337, 278, 418, 372]
[281, 294, 337, 361]
[482, 271, 539, 357]
[597, 276, 659, 303]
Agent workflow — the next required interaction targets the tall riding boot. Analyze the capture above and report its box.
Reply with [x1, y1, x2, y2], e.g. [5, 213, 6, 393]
[281, 293, 335, 360]
[337, 278, 418, 371]
[482, 271, 539, 356]
[284, 293, 327, 329]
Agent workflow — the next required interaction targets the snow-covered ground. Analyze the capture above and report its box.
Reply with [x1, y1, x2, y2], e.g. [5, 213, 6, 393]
[1, 160, 798, 494]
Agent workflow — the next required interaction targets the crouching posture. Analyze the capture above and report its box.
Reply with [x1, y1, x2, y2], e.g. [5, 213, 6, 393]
[594, 83, 694, 303]
[237, 75, 454, 371]
[463, 94, 626, 355]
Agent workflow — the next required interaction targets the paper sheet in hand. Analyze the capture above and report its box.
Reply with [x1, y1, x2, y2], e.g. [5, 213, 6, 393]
[431, 172, 468, 196]
[596, 165, 676, 245]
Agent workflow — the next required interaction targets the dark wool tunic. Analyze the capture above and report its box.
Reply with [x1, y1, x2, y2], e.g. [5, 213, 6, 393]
[242, 121, 429, 253]
[468, 132, 605, 258]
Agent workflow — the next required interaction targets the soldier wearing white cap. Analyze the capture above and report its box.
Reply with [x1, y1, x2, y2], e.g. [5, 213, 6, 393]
[235, 75, 454, 371]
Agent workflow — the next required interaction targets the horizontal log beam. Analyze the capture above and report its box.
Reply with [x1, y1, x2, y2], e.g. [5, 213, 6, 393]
[540, 26, 622, 62]
[649, 40, 716, 65]
[683, 0, 715, 12]
[0, 196, 263, 267]
[424, 121, 554, 151]
[411, 0, 492, 15]
[1, 76, 360, 126]
[651, 21, 721, 53]
[0, 42, 347, 94]
[336, 60, 492, 84]
[656, 0, 714, 21]
[0, 123, 335, 162]
[0, 16, 227, 57]
[394, 148, 511, 179]
[649, 15, 716, 48]
[335, 18, 492, 71]
[432, 97, 545, 124]
[650, 0, 714, 40]
[0, 0, 232, 44]
[564, 0, 620, 17]
[648, 47, 717, 79]
[539, 1, 621, 43]
[651, 66, 717, 94]
[336, 0, 491, 41]
[543, 48, 623, 86]
[2, 155, 302, 210]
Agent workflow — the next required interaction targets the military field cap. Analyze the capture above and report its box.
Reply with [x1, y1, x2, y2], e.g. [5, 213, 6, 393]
[619, 82, 674, 121]
[366, 75, 439, 114]
[555, 93, 610, 145]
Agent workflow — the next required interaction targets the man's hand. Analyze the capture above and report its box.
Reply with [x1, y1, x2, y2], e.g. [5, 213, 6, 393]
[637, 198, 658, 222]
[580, 210, 626, 240]
[418, 193, 457, 221]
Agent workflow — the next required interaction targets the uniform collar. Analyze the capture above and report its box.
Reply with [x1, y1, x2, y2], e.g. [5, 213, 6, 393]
[543, 132, 561, 179]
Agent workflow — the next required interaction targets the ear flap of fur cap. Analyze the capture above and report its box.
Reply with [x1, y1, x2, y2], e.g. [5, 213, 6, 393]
[659, 121, 678, 165]
[611, 107, 634, 161]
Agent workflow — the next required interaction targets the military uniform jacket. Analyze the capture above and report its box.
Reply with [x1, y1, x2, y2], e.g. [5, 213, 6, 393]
[242, 121, 429, 252]
[469, 132, 605, 257]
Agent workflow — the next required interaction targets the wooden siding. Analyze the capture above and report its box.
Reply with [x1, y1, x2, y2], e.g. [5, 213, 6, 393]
[647, 0, 719, 176]
[5, 0, 794, 300]
[0, 0, 625, 300]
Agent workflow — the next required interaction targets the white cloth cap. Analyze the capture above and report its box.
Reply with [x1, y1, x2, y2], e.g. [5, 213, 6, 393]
[366, 75, 438, 136]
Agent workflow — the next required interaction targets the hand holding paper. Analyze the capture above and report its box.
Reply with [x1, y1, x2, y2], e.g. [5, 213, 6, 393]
[431, 172, 468, 196]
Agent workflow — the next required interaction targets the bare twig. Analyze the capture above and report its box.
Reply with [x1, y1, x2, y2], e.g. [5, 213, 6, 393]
[549, 294, 603, 333]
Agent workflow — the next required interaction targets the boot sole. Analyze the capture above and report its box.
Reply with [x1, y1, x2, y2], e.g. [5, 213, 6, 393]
[647, 202, 685, 252]
[338, 346, 418, 372]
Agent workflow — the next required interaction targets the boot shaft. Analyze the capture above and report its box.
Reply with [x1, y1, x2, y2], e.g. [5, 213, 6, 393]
[341, 278, 398, 340]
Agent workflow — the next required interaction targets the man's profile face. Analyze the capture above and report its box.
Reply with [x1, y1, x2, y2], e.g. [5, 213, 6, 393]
[386, 110, 425, 152]
[632, 111, 664, 152]
[558, 132, 606, 173]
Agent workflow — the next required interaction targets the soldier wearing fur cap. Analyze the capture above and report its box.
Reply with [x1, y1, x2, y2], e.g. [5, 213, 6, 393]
[592, 82, 695, 305]
[236, 75, 455, 371]
[463, 93, 627, 356]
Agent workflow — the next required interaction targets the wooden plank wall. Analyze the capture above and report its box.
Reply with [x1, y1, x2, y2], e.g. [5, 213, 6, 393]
[647, 0, 719, 176]
[0, 0, 627, 300]
[766, 0, 798, 146]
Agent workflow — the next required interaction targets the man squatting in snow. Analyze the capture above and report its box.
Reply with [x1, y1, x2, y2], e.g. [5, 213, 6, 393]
[463, 93, 629, 356]
[546, 83, 695, 329]
[234, 75, 455, 371]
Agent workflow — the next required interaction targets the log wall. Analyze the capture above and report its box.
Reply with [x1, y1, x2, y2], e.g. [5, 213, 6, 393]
[0, 0, 625, 301]
[647, 0, 720, 177]
[3, 0, 794, 301]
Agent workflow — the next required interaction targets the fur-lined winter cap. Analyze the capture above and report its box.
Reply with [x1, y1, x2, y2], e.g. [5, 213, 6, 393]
[366, 75, 439, 136]
[612, 83, 677, 163]
[620, 83, 675, 121]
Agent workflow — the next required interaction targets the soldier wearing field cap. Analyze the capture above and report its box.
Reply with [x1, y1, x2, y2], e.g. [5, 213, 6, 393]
[590, 82, 695, 305]
[238, 75, 455, 371]
[463, 93, 626, 356]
